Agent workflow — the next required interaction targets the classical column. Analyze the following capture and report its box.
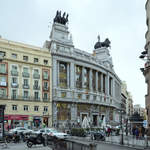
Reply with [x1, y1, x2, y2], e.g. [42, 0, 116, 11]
[67, 63, 70, 88]
[96, 71, 98, 91]
[57, 61, 59, 87]
[106, 73, 109, 95]
[53, 59, 57, 88]
[112, 79, 115, 97]
[82, 67, 84, 88]
[70, 62, 75, 89]
[89, 69, 92, 91]
[101, 73, 103, 93]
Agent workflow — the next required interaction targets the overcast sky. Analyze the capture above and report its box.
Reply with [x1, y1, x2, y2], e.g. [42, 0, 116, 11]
[0, 0, 146, 107]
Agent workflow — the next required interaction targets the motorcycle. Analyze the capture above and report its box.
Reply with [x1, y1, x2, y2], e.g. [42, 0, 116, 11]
[26, 134, 45, 148]
[5, 132, 20, 143]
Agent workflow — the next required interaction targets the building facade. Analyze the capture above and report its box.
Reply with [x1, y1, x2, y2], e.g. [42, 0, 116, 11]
[46, 13, 122, 128]
[133, 104, 146, 118]
[141, 0, 150, 130]
[0, 38, 52, 129]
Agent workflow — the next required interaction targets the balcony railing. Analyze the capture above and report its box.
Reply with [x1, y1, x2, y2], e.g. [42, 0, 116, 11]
[34, 97, 40, 101]
[11, 70, 18, 76]
[43, 86, 49, 91]
[0, 95, 8, 99]
[43, 98, 49, 101]
[11, 83, 19, 88]
[22, 84, 30, 89]
[0, 70, 7, 74]
[11, 95, 17, 100]
[33, 85, 40, 90]
[0, 82, 7, 87]
[22, 72, 30, 78]
[33, 74, 40, 79]
[43, 75, 49, 80]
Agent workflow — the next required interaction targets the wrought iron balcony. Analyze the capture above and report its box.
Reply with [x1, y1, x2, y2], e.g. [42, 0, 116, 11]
[22, 72, 30, 78]
[0, 82, 7, 87]
[11, 83, 19, 88]
[0, 95, 8, 99]
[11, 70, 18, 76]
[22, 84, 30, 89]
[34, 97, 40, 101]
[33, 74, 40, 79]
[33, 85, 40, 90]
[11, 95, 17, 100]
[43, 86, 49, 91]
[43, 97, 49, 101]
[43, 75, 49, 80]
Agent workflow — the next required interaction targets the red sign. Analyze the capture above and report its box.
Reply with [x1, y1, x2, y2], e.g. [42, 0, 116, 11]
[4, 115, 28, 120]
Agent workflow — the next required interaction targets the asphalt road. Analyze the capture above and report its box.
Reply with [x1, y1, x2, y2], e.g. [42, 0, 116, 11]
[0, 142, 146, 150]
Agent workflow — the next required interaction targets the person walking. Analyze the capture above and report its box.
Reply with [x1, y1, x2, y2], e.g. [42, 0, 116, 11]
[135, 127, 139, 140]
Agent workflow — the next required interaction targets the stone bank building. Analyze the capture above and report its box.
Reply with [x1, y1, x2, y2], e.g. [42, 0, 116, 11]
[45, 12, 122, 128]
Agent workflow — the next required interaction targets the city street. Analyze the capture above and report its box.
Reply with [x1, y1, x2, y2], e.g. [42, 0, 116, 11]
[0, 141, 147, 150]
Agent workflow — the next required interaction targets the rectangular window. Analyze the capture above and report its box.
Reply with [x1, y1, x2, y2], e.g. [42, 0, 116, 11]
[44, 82, 48, 89]
[109, 77, 112, 96]
[24, 79, 28, 86]
[34, 58, 38, 63]
[12, 77, 17, 84]
[12, 105, 17, 111]
[44, 106, 48, 112]
[43, 71, 48, 80]
[43, 93, 48, 100]
[98, 72, 101, 92]
[0, 88, 6, 97]
[34, 106, 39, 111]
[0, 76, 6, 86]
[12, 65, 17, 71]
[34, 92, 39, 100]
[76, 65, 82, 88]
[103, 74, 106, 93]
[23, 56, 28, 61]
[23, 67, 28, 73]
[44, 60, 48, 65]
[24, 91, 29, 98]
[12, 53, 17, 59]
[12, 89, 17, 99]
[24, 105, 28, 111]
[34, 80, 38, 86]
[0, 51, 5, 57]
[0, 64, 6, 74]
[34, 69, 39, 74]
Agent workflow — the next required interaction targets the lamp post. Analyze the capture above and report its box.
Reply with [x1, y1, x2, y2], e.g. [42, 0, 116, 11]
[119, 110, 124, 145]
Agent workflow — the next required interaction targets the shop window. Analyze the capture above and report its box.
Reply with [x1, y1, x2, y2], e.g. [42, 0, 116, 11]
[24, 105, 28, 111]
[34, 106, 39, 111]
[23, 56, 28, 61]
[12, 105, 17, 111]
[44, 106, 48, 112]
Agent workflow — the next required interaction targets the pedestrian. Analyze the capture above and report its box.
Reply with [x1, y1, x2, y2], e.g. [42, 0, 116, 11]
[141, 126, 145, 138]
[135, 127, 139, 140]
[139, 127, 142, 139]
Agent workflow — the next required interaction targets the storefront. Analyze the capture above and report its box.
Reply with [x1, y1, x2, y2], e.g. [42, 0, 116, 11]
[33, 116, 42, 128]
[4, 115, 29, 129]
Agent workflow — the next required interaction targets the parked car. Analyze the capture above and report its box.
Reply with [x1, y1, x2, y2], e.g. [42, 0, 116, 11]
[34, 128, 68, 139]
[9, 127, 33, 134]
[89, 130, 105, 141]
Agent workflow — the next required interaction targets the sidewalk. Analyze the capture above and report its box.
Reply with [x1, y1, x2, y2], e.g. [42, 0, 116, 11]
[69, 135, 150, 150]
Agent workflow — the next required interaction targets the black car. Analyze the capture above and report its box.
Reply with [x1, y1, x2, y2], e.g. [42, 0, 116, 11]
[90, 131, 105, 141]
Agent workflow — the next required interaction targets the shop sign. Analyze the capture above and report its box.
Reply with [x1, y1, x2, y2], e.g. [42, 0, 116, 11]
[5, 115, 28, 120]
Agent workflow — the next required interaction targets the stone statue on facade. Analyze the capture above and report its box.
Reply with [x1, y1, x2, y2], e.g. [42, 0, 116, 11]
[94, 35, 111, 49]
[53, 10, 69, 25]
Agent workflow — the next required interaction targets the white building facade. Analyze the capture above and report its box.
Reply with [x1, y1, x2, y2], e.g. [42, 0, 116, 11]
[46, 13, 122, 128]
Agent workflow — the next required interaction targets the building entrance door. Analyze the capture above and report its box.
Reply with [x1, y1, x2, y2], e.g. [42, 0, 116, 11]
[93, 115, 97, 126]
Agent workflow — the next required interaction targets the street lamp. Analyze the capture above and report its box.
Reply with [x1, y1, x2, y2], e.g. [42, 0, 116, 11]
[118, 110, 124, 145]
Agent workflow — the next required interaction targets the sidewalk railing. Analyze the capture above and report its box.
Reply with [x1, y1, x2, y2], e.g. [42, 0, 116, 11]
[106, 135, 150, 148]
